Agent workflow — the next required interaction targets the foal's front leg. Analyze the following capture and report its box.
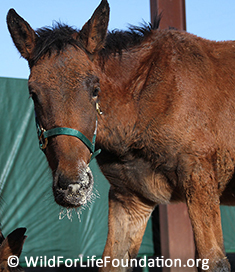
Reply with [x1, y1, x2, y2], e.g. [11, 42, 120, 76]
[184, 161, 230, 272]
[100, 187, 155, 272]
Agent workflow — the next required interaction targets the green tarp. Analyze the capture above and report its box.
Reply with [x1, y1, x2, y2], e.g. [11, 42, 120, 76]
[0, 77, 154, 266]
[221, 206, 235, 253]
[1, 77, 235, 268]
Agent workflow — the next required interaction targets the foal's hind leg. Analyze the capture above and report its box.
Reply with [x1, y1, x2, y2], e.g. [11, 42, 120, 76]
[184, 160, 230, 272]
[100, 187, 154, 272]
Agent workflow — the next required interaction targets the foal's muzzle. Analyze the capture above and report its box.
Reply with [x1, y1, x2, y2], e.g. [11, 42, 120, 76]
[53, 166, 94, 208]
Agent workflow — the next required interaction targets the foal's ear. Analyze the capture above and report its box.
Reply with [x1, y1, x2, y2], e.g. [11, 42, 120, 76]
[79, 0, 110, 54]
[0, 230, 4, 245]
[7, 9, 36, 61]
[0, 228, 27, 261]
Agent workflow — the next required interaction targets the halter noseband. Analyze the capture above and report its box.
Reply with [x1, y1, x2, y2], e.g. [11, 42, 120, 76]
[35, 103, 102, 161]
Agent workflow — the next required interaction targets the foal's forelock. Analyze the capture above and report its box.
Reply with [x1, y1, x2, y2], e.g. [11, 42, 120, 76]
[30, 24, 82, 67]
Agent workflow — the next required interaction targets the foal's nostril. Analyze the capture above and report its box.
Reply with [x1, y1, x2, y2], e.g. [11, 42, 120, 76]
[56, 171, 91, 191]
[57, 173, 70, 190]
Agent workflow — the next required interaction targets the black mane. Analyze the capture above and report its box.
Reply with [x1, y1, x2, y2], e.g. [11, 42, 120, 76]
[31, 16, 161, 66]
[101, 16, 161, 57]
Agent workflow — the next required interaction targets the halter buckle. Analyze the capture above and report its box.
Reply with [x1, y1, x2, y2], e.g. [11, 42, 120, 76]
[38, 127, 48, 150]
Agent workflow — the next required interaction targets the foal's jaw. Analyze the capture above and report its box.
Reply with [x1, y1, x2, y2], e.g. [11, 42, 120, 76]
[53, 162, 94, 208]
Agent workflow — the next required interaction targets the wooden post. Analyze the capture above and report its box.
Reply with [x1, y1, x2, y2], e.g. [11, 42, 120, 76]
[150, 1, 196, 271]
[150, 0, 186, 30]
[159, 204, 196, 271]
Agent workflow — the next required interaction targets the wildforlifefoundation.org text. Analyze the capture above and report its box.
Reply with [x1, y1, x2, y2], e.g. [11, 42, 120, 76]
[8, 255, 210, 270]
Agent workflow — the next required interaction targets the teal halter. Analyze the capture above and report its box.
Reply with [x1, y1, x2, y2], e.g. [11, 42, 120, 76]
[35, 105, 101, 161]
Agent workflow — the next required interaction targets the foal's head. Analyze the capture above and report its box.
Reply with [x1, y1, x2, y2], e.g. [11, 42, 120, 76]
[7, 0, 109, 207]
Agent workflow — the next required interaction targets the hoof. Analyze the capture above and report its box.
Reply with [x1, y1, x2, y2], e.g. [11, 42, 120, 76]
[213, 257, 230, 272]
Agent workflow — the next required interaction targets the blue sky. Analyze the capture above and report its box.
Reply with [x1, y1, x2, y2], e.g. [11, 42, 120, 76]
[1, 0, 235, 79]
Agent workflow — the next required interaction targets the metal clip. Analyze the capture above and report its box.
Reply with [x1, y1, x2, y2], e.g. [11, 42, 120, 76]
[38, 128, 48, 150]
[96, 103, 103, 115]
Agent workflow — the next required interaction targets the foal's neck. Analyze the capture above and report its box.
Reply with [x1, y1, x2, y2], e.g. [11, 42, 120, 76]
[98, 45, 153, 94]
[94, 44, 153, 152]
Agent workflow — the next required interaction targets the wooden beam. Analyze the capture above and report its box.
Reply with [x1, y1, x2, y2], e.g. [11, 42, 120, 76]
[150, 0, 186, 31]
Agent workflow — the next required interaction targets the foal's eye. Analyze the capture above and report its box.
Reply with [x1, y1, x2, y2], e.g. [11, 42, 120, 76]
[92, 87, 100, 98]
